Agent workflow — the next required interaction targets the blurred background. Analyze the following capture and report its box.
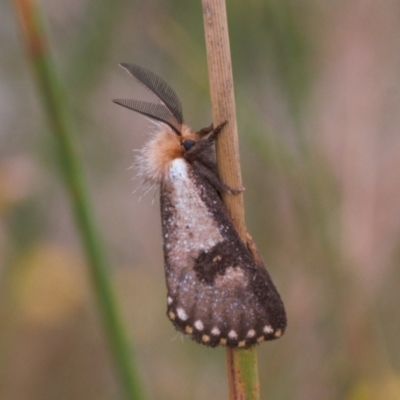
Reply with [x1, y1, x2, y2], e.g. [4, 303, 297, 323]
[1, 0, 400, 399]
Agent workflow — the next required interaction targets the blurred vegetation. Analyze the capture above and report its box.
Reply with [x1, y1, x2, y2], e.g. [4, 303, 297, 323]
[1, 0, 400, 399]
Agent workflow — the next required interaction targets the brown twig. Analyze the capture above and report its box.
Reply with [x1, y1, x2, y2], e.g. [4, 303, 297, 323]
[202, 0, 246, 238]
[201, 0, 261, 399]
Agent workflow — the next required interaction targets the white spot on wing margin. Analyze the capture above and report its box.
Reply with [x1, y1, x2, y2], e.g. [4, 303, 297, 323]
[177, 307, 188, 321]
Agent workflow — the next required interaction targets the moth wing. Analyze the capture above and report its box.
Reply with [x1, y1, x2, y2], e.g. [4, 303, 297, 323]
[168, 235, 287, 348]
[161, 161, 286, 348]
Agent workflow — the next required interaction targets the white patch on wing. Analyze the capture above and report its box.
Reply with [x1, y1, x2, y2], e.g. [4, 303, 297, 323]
[169, 158, 188, 181]
[164, 158, 224, 271]
[246, 329, 256, 338]
[176, 307, 188, 321]
[228, 330, 238, 339]
[194, 320, 204, 331]
[211, 327, 221, 336]
[162, 159, 227, 317]
[263, 325, 273, 334]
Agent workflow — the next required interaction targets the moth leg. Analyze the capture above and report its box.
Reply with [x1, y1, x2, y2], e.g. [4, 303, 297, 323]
[212, 120, 228, 137]
[192, 160, 243, 195]
[196, 123, 214, 137]
[196, 120, 227, 139]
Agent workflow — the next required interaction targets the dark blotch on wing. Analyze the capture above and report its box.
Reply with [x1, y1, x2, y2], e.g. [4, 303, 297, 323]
[193, 241, 245, 284]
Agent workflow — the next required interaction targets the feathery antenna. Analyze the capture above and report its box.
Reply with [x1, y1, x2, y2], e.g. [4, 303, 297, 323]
[114, 64, 183, 135]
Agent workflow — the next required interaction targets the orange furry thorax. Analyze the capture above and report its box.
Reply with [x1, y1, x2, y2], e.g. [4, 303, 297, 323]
[136, 123, 198, 184]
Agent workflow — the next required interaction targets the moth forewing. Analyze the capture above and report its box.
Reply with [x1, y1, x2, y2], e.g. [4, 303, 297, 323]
[161, 160, 286, 348]
[113, 64, 287, 348]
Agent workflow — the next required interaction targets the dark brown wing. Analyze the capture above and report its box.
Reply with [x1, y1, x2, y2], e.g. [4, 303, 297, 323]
[160, 161, 287, 348]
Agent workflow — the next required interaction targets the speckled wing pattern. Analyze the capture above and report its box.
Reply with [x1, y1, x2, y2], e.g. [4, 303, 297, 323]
[161, 158, 287, 348]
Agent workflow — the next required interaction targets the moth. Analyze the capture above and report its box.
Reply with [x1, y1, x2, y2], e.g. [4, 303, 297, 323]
[113, 64, 286, 348]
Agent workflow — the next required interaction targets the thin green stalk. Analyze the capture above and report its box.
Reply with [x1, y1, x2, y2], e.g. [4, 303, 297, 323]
[201, 0, 261, 399]
[226, 348, 260, 400]
[12, 1, 143, 399]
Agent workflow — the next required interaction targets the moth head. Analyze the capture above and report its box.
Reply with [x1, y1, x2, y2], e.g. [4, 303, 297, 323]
[113, 64, 208, 183]
[181, 126, 202, 150]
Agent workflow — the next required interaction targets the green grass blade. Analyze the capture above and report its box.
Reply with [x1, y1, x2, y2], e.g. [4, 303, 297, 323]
[12, 1, 144, 399]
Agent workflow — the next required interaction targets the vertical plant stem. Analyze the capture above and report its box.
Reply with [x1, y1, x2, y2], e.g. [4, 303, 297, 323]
[201, 0, 261, 399]
[201, 0, 245, 234]
[12, 1, 143, 399]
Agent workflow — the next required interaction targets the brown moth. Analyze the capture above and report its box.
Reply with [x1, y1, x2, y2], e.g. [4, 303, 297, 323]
[113, 64, 286, 348]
